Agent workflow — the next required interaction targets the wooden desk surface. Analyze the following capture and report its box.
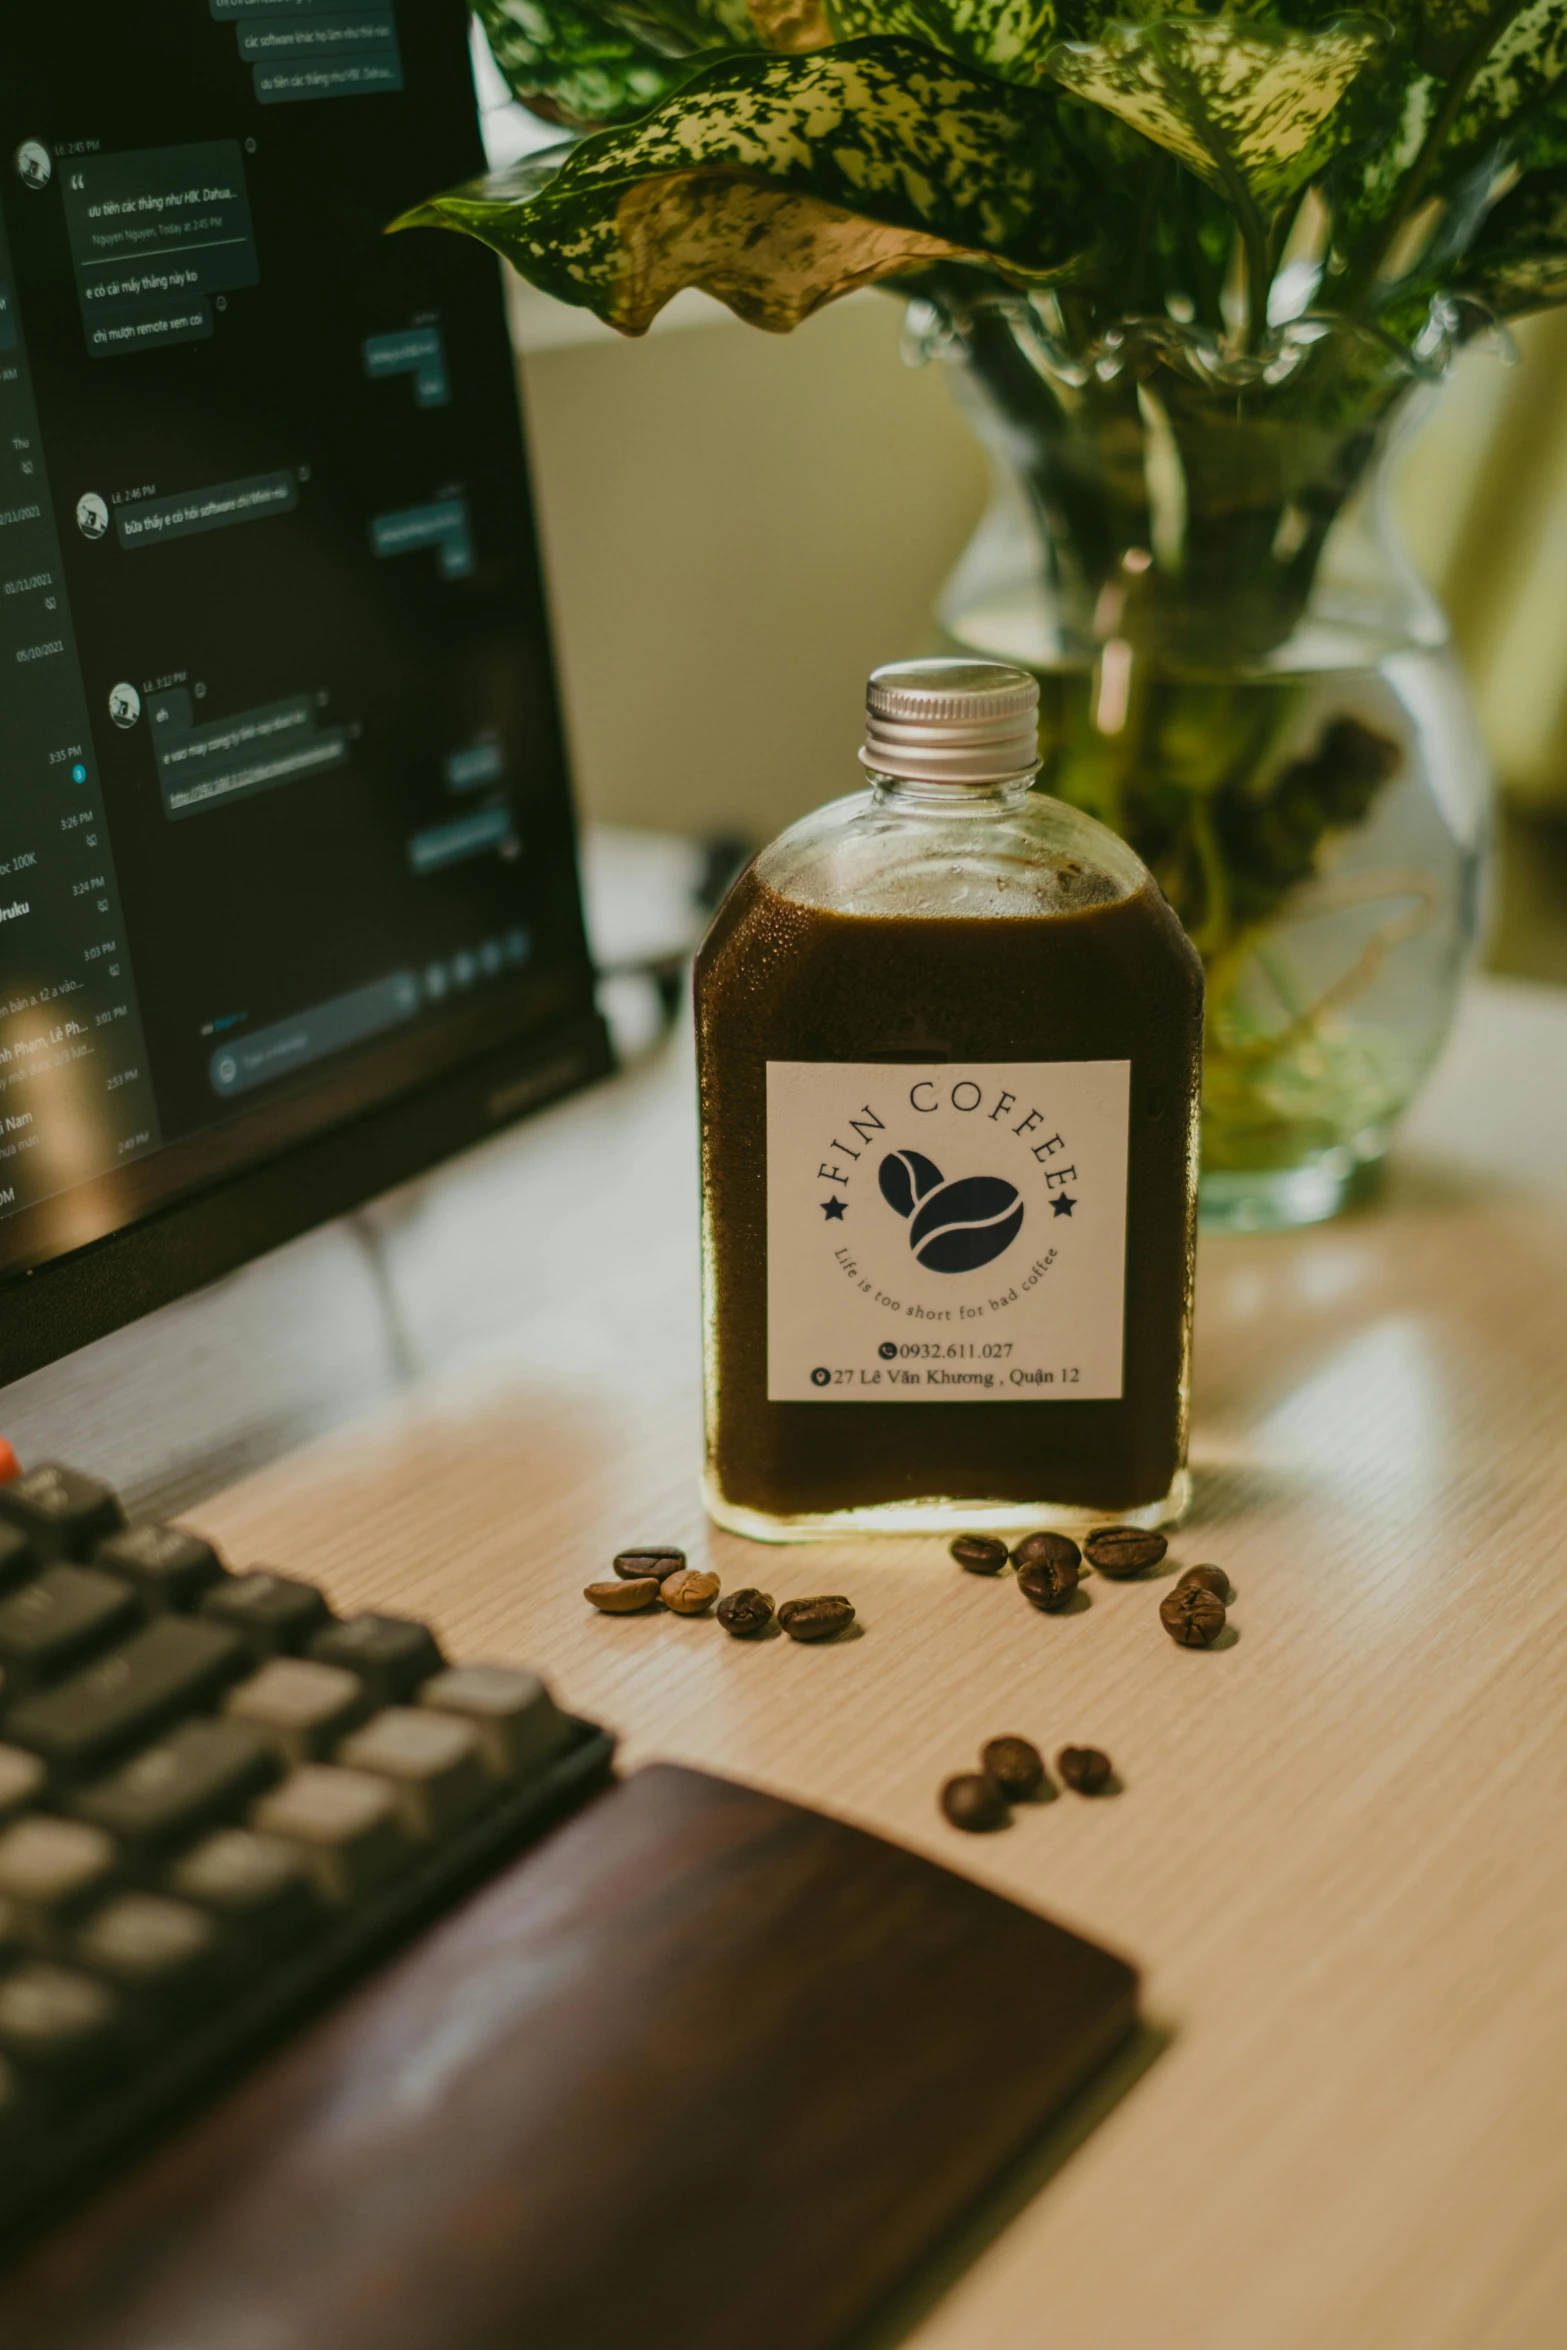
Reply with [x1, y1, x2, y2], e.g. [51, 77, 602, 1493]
[4, 973, 1566, 2349]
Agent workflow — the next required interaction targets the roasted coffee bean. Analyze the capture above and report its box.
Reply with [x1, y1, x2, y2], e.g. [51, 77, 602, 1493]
[613, 1547, 685, 1582]
[716, 1588, 774, 1639]
[1177, 1564, 1230, 1602]
[980, 1736, 1045, 1799]
[950, 1534, 1009, 1575]
[940, 1772, 1008, 1832]
[585, 1578, 660, 1614]
[777, 1596, 855, 1644]
[1018, 1561, 1078, 1613]
[1083, 1526, 1168, 1578]
[1011, 1530, 1082, 1577]
[1160, 1585, 1226, 1647]
[1057, 1745, 1113, 1794]
[661, 1569, 720, 1616]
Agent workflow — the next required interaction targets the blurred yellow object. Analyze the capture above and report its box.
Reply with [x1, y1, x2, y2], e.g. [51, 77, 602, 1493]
[1397, 309, 1567, 815]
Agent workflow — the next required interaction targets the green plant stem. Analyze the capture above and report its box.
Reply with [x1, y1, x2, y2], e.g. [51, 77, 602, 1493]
[1188, 796, 1232, 957]
[1240, 212, 1272, 347]
[1172, 174, 1224, 329]
[1254, 940, 1310, 1023]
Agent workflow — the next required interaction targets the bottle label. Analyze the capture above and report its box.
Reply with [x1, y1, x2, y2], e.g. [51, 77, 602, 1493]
[766, 1060, 1130, 1402]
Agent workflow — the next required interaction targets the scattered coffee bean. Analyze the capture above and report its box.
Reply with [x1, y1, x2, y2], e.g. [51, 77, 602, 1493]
[941, 1772, 1008, 1832]
[1017, 1561, 1078, 1613]
[613, 1546, 685, 1582]
[1057, 1745, 1113, 1794]
[980, 1736, 1046, 1798]
[1177, 1564, 1230, 1602]
[950, 1533, 1009, 1575]
[586, 1578, 661, 1614]
[777, 1596, 855, 1643]
[662, 1568, 721, 1616]
[716, 1588, 775, 1639]
[1160, 1585, 1227, 1646]
[1084, 1526, 1167, 1578]
[1011, 1530, 1082, 1577]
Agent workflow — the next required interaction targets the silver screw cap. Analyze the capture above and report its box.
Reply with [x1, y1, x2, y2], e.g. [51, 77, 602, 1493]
[861, 658, 1041, 784]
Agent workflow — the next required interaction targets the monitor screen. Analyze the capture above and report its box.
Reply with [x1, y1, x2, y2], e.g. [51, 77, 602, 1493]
[0, 0, 605, 1378]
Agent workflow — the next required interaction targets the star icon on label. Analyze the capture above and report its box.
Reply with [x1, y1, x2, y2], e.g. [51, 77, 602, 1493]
[1051, 1193, 1077, 1217]
[821, 1196, 848, 1221]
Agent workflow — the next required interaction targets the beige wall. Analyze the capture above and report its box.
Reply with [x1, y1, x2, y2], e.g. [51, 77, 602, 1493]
[519, 295, 986, 841]
[1396, 309, 1567, 814]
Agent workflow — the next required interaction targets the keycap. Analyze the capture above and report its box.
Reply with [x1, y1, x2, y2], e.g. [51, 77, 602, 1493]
[309, 1614, 444, 1708]
[201, 1570, 332, 1660]
[0, 1524, 36, 1596]
[251, 1766, 410, 1904]
[0, 1440, 610, 2248]
[337, 1709, 489, 1839]
[94, 1523, 227, 1612]
[73, 1719, 277, 1855]
[0, 1743, 45, 1822]
[0, 1818, 116, 1945]
[0, 1565, 143, 1696]
[170, 1828, 319, 1953]
[76, 1895, 224, 2010]
[0, 1963, 121, 2084]
[226, 1658, 366, 1765]
[6, 1618, 248, 1778]
[419, 1665, 573, 1784]
[0, 1464, 124, 1561]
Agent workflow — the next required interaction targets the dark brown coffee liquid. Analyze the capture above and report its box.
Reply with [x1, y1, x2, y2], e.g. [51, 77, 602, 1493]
[696, 867, 1203, 1521]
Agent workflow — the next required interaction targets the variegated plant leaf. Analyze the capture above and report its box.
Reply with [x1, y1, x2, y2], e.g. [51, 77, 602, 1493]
[1323, 56, 1442, 253]
[1320, 0, 1567, 294]
[741, 0, 835, 50]
[397, 40, 1095, 330]
[1319, 0, 1512, 78]
[1364, 0, 1567, 88]
[592, 0, 828, 56]
[823, 0, 1058, 83]
[1047, 16, 1383, 214]
[1458, 161, 1567, 310]
[1328, 0, 1567, 291]
[473, 0, 716, 125]
[1507, 92, 1567, 175]
[473, 0, 833, 129]
[1409, 0, 1508, 79]
[1447, 0, 1567, 167]
[587, 0, 752, 57]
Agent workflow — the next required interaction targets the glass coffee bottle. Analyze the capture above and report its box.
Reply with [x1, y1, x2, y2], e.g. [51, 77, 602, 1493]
[695, 660, 1203, 1540]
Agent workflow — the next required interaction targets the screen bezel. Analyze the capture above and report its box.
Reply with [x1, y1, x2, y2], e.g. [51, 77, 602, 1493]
[0, 1005, 611, 1387]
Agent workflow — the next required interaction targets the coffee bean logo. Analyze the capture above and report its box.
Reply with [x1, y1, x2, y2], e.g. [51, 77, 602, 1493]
[877, 1148, 943, 1219]
[910, 1175, 1025, 1271]
[878, 1152, 1024, 1274]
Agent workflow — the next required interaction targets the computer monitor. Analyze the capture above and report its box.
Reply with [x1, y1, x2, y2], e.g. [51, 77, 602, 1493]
[0, 0, 609, 1386]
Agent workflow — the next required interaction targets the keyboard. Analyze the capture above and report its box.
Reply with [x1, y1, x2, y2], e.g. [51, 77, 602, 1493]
[0, 1448, 613, 2251]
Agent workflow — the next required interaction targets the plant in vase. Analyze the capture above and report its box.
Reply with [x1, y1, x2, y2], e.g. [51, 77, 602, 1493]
[398, 0, 1567, 1223]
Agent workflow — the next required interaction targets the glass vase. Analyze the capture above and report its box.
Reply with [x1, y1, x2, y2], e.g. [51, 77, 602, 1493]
[916, 294, 1490, 1230]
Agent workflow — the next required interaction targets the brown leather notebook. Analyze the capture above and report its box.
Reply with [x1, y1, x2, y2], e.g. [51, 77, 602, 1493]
[1, 1765, 1139, 2350]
